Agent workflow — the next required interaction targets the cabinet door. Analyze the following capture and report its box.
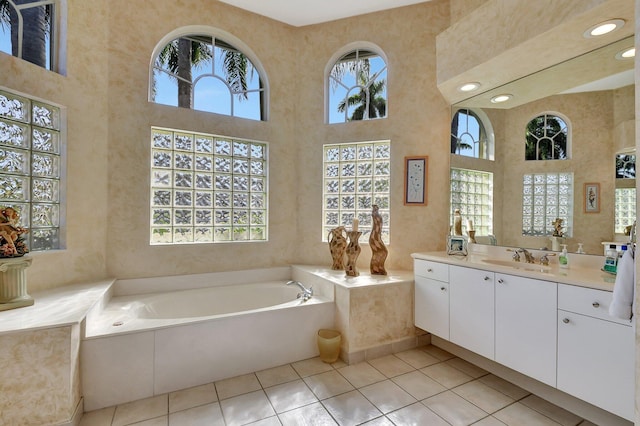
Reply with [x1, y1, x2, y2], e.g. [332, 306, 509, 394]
[415, 276, 449, 339]
[557, 311, 635, 421]
[495, 274, 557, 386]
[449, 266, 494, 359]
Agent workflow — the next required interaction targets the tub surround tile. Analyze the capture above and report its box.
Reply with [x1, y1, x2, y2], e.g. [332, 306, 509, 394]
[264, 379, 318, 413]
[359, 379, 417, 414]
[278, 402, 337, 426]
[215, 373, 262, 400]
[337, 362, 387, 388]
[385, 402, 450, 426]
[423, 390, 489, 425]
[168, 402, 224, 426]
[303, 370, 355, 400]
[420, 362, 475, 388]
[219, 390, 275, 426]
[391, 370, 448, 401]
[256, 364, 301, 388]
[368, 354, 415, 378]
[111, 395, 168, 426]
[322, 390, 382, 425]
[169, 383, 217, 413]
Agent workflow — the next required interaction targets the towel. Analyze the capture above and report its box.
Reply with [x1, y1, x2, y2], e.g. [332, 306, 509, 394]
[609, 249, 635, 321]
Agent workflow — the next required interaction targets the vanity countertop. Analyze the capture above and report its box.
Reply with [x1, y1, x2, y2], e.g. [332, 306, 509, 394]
[412, 251, 617, 292]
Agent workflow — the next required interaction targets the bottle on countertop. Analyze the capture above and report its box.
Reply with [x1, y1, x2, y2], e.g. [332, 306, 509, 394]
[559, 244, 569, 269]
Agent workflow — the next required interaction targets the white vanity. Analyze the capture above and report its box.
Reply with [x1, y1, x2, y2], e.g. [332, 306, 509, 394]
[413, 248, 634, 423]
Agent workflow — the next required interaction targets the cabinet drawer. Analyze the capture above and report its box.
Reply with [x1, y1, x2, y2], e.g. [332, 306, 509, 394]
[558, 284, 630, 325]
[414, 259, 448, 281]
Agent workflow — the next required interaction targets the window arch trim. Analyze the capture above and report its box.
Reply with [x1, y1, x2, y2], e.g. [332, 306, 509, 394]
[324, 41, 388, 124]
[148, 25, 270, 120]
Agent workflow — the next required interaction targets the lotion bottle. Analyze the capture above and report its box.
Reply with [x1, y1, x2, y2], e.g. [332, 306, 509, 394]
[559, 244, 569, 269]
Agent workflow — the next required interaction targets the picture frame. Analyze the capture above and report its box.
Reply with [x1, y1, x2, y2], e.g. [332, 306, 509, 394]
[404, 156, 428, 206]
[584, 182, 600, 213]
[447, 235, 468, 256]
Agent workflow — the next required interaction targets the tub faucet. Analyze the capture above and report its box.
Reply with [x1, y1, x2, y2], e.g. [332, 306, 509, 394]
[287, 280, 313, 301]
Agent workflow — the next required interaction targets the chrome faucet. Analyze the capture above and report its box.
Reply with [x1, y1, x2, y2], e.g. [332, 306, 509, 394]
[516, 248, 536, 264]
[287, 280, 313, 301]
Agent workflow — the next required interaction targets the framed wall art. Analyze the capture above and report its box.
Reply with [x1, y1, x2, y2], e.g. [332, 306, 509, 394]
[404, 156, 428, 206]
[447, 235, 468, 256]
[584, 182, 600, 213]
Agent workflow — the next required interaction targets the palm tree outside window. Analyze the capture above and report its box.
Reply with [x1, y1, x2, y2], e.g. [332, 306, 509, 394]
[450, 108, 491, 159]
[328, 48, 387, 123]
[152, 34, 267, 121]
[525, 113, 569, 160]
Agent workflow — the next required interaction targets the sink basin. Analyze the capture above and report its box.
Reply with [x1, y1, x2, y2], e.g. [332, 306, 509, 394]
[481, 259, 551, 272]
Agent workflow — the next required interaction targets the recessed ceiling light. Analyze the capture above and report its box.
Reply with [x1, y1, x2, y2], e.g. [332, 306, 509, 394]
[459, 82, 481, 92]
[490, 94, 512, 103]
[584, 19, 625, 38]
[615, 47, 635, 60]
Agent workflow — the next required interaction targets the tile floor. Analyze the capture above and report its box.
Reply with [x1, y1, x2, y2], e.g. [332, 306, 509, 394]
[80, 345, 596, 426]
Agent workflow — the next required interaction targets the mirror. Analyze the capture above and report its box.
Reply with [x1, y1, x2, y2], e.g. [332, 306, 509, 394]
[450, 36, 635, 255]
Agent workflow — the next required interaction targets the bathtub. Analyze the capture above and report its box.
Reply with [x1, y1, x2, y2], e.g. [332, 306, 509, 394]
[81, 267, 335, 411]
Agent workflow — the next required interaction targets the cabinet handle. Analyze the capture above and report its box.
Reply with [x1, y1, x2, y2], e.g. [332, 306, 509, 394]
[440, 286, 446, 291]
[484, 276, 490, 281]
[592, 302, 600, 308]
[497, 278, 504, 284]
[427, 268, 433, 272]
[563, 318, 570, 324]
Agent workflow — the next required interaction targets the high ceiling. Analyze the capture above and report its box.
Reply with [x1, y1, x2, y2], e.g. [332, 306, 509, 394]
[217, 0, 433, 27]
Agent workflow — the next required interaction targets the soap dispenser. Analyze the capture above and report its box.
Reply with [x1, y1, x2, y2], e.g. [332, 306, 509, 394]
[559, 244, 569, 269]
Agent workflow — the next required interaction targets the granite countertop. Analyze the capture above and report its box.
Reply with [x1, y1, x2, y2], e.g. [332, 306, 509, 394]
[412, 251, 617, 292]
[0, 279, 114, 335]
[293, 265, 414, 289]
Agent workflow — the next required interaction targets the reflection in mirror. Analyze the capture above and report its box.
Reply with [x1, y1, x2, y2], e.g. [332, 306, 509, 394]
[450, 36, 635, 255]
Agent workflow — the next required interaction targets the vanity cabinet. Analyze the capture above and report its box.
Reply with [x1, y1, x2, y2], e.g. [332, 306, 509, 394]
[414, 260, 449, 339]
[557, 284, 634, 420]
[494, 273, 557, 387]
[449, 265, 495, 359]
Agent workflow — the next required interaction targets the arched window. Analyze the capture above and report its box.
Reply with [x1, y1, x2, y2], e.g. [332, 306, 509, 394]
[151, 30, 267, 121]
[450, 108, 494, 159]
[0, 0, 64, 73]
[327, 45, 387, 124]
[525, 113, 569, 160]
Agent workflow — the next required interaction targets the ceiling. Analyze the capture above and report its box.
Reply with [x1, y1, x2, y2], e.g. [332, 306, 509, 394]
[217, 0, 433, 27]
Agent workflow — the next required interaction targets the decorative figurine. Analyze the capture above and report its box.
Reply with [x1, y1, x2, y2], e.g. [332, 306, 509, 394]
[0, 207, 29, 258]
[552, 218, 564, 237]
[345, 219, 361, 277]
[453, 209, 462, 235]
[328, 226, 347, 270]
[369, 205, 388, 275]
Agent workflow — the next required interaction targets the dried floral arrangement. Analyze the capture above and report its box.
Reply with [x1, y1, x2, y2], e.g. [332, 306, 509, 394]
[0, 207, 29, 258]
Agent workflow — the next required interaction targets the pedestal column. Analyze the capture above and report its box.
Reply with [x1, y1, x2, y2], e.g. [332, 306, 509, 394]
[0, 256, 34, 311]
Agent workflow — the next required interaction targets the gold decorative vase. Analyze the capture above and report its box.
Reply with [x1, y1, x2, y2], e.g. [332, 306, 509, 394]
[328, 226, 347, 270]
[345, 231, 362, 277]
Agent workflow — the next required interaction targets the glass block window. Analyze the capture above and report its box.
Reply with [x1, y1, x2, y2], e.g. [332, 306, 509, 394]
[451, 108, 491, 159]
[0, 0, 61, 72]
[328, 48, 387, 123]
[525, 114, 569, 160]
[450, 168, 493, 236]
[522, 173, 573, 237]
[0, 89, 62, 250]
[615, 188, 636, 234]
[152, 34, 266, 121]
[322, 141, 390, 244]
[150, 127, 267, 244]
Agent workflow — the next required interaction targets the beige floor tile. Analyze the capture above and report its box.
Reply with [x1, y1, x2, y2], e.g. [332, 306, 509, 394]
[359, 379, 416, 414]
[219, 390, 276, 426]
[392, 370, 447, 400]
[445, 357, 489, 378]
[112, 395, 168, 426]
[576, 421, 598, 426]
[278, 401, 338, 425]
[322, 390, 382, 425]
[215, 373, 262, 400]
[256, 364, 300, 388]
[478, 374, 530, 400]
[291, 357, 334, 377]
[520, 395, 583, 426]
[131, 417, 168, 426]
[394, 348, 441, 369]
[169, 383, 217, 413]
[473, 416, 508, 426]
[452, 379, 515, 413]
[246, 416, 281, 425]
[420, 362, 474, 388]
[420, 345, 456, 361]
[423, 390, 489, 426]
[337, 362, 386, 388]
[368, 354, 415, 378]
[386, 402, 450, 426]
[303, 370, 355, 400]
[360, 417, 395, 425]
[264, 379, 318, 413]
[79, 407, 115, 426]
[168, 402, 224, 426]
[493, 402, 563, 426]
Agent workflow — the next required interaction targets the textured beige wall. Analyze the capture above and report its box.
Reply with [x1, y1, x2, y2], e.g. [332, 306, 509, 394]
[0, 1, 110, 292]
